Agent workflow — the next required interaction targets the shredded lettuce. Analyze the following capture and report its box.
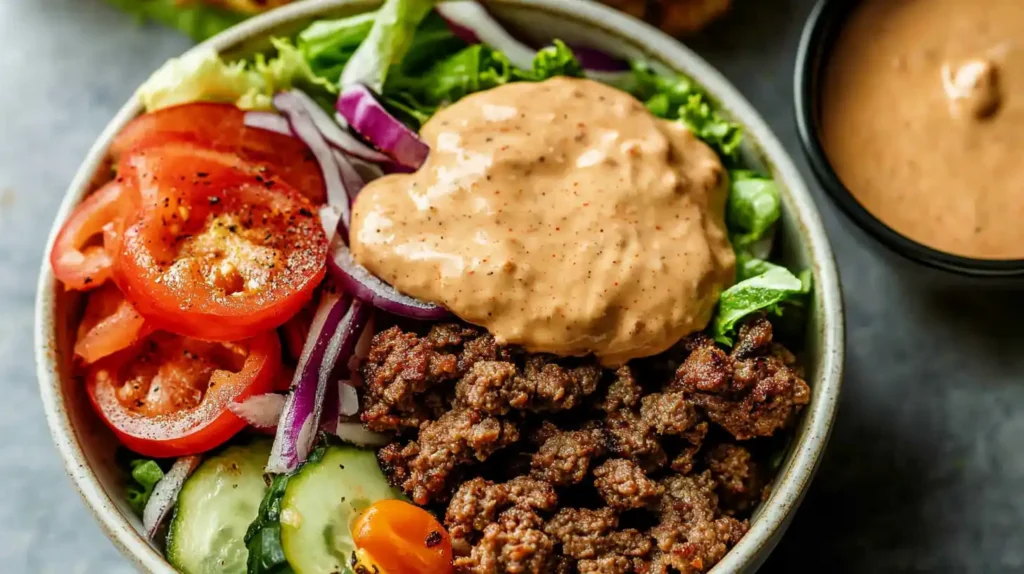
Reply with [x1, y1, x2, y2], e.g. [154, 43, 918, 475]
[125, 459, 165, 516]
[340, 0, 436, 91]
[137, 39, 335, 112]
[105, 0, 244, 42]
[630, 62, 743, 160]
[713, 263, 811, 345]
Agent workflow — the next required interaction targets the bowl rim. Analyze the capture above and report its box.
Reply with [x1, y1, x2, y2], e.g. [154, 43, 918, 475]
[794, 0, 1024, 277]
[35, 1, 845, 572]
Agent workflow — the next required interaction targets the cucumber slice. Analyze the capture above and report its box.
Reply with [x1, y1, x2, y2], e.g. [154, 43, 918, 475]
[167, 440, 271, 574]
[279, 445, 400, 574]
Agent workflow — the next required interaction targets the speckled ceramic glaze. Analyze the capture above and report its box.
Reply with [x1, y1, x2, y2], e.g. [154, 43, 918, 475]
[35, 1, 845, 571]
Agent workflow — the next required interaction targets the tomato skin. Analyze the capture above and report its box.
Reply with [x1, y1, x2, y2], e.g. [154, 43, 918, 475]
[86, 330, 281, 458]
[50, 181, 137, 291]
[353, 499, 454, 574]
[111, 103, 326, 203]
[114, 144, 327, 342]
[74, 283, 153, 365]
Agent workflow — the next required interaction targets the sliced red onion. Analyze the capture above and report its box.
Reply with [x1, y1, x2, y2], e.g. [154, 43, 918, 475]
[348, 316, 376, 375]
[339, 382, 359, 417]
[267, 291, 351, 473]
[142, 455, 201, 539]
[245, 108, 390, 165]
[243, 111, 292, 135]
[328, 236, 449, 320]
[435, 1, 630, 83]
[336, 422, 392, 447]
[319, 204, 344, 238]
[318, 300, 371, 432]
[435, 1, 535, 69]
[337, 84, 429, 170]
[333, 150, 366, 204]
[273, 91, 350, 227]
[229, 393, 287, 429]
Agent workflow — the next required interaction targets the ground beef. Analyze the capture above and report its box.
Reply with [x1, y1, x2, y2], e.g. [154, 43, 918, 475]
[672, 317, 810, 440]
[648, 472, 749, 573]
[605, 411, 668, 472]
[593, 458, 663, 510]
[455, 506, 556, 574]
[360, 326, 461, 432]
[546, 508, 654, 570]
[705, 443, 767, 515]
[640, 392, 700, 435]
[595, 366, 644, 414]
[360, 317, 807, 573]
[531, 429, 608, 486]
[378, 408, 519, 505]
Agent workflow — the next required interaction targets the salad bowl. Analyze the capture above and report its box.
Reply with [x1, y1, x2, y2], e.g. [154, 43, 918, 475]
[35, 0, 844, 572]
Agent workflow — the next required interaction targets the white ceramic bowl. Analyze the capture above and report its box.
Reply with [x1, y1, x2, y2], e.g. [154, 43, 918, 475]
[35, 1, 845, 571]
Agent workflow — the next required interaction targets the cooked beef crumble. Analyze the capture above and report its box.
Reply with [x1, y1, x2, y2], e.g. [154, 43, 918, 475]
[360, 315, 809, 573]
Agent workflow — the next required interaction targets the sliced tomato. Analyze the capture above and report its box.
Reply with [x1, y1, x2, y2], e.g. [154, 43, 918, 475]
[110, 103, 326, 203]
[114, 144, 327, 342]
[352, 500, 454, 574]
[74, 283, 153, 365]
[50, 181, 137, 291]
[86, 330, 281, 457]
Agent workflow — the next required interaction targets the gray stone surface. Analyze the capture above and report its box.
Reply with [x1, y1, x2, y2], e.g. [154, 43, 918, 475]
[0, 0, 1021, 572]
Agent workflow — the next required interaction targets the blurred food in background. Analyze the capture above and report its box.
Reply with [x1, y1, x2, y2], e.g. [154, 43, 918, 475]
[108, 0, 731, 41]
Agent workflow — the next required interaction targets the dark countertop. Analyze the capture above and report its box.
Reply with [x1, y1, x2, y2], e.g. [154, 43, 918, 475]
[1, 0, 1021, 572]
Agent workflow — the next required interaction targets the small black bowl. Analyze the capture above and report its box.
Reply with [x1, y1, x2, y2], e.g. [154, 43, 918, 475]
[793, 0, 1024, 278]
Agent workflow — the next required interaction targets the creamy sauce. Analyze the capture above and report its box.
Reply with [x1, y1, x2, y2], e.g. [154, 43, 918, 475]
[821, 0, 1024, 259]
[350, 78, 734, 365]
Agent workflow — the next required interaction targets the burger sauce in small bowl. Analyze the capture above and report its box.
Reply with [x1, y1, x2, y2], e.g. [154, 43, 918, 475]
[796, 0, 1024, 276]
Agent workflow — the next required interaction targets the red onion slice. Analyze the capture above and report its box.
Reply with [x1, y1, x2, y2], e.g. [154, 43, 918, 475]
[243, 111, 292, 135]
[245, 108, 390, 165]
[328, 236, 449, 320]
[266, 291, 351, 473]
[435, 1, 535, 69]
[318, 300, 371, 432]
[142, 455, 201, 539]
[229, 393, 287, 429]
[337, 84, 430, 170]
[273, 91, 350, 227]
[435, 1, 630, 83]
[333, 150, 366, 204]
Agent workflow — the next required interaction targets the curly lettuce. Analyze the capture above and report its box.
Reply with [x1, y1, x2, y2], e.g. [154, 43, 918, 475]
[125, 459, 165, 516]
[630, 62, 743, 161]
[137, 38, 336, 112]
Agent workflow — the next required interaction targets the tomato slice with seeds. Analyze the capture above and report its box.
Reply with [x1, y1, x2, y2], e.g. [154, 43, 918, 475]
[352, 499, 454, 574]
[50, 181, 137, 291]
[74, 283, 153, 365]
[85, 330, 281, 457]
[110, 102, 326, 203]
[114, 144, 327, 342]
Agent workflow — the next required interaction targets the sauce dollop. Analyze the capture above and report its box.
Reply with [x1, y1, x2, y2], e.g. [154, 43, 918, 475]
[350, 78, 734, 365]
[821, 0, 1024, 259]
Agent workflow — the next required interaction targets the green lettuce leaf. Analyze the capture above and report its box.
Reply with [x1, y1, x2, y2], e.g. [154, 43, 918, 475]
[727, 170, 782, 254]
[125, 459, 165, 516]
[340, 0, 436, 92]
[381, 40, 585, 129]
[137, 38, 336, 112]
[713, 264, 811, 345]
[630, 62, 742, 160]
[528, 40, 585, 80]
[105, 0, 244, 42]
